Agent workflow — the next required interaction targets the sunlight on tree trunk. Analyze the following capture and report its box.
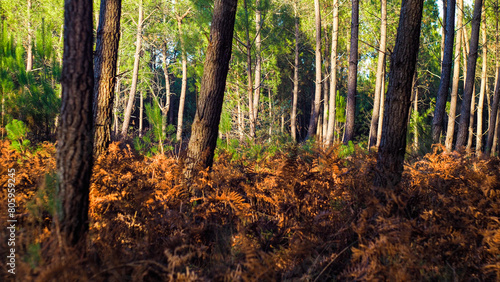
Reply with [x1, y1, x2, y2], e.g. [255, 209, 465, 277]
[476, 6, 487, 155]
[291, 1, 300, 142]
[307, 0, 322, 139]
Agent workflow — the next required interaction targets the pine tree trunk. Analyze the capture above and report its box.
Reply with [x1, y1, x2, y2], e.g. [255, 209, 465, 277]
[325, 0, 339, 146]
[432, 0, 455, 144]
[487, 2, 500, 155]
[307, 0, 322, 139]
[253, 0, 262, 129]
[57, 0, 94, 247]
[176, 8, 190, 141]
[375, 0, 424, 187]
[291, 2, 299, 142]
[322, 51, 329, 142]
[368, 0, 387, 149]
[185, 0, 237, 177]
[26, 0, 33, 72]
[343, 0, 359, 144]
[113, 62, 121, 134]
[93, 0, 122, 158]
[445, 0, 463, 152]
[413, 78, 419, 151]
[243, 0, 255, 139]
[162, 43, 171, 138]
[139, 91, 143, 137]
[476, 6, 487, 154]
[376, 60, 386, 147]
[455, 0, 483, 150]
[121, 0, 143, 137]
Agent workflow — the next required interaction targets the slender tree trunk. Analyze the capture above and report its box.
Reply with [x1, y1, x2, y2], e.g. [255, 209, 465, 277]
[375, 0, 424, 187]
[494, 110, 500, 154]
[26, 0, 33, 72]
[57, 0, 94, 247]
[445, 0, 463, 152]
[322, 51, 330, 141]
[441, 0, 447, 62]
[93, 0, 122, 158]
[344, 0, 359, 144]
[307, 0, 322, 139]
[139, 91, 143, 136]
[487, 1, 500, 155]
[237, 81, 244, 141]
[268, 87, 272, 139]
[376, 60, 386, 148]
[413, 78, 419, 151]
[455, 0, 483, 150]
[176, 8, 191, 141]
[253, 0, 262, 128]
[476, 6, 487, 154]
[243, 0, 255, 139]
[114, 62, 121, 134]
[185, 0, 237, 177]
[162, 43, 171, 137]
[368, 0, 387, 149]
[432, 0, 455, 144]
[291, 2, 299, 142]
[325, 0, 339, 146]
[121, 0, 143, 137]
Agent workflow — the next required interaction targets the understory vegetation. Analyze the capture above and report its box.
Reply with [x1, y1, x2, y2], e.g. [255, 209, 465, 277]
[1, 139, 500, 281]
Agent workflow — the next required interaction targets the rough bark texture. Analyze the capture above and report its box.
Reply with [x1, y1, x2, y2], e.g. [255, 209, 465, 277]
[432, 0, 455, 144]
[121, 0, 143, 137]
[343, 0, 358, 144]
[291, 2, 299, 142]
[375, 0, 424, 187]
[325, 0, 339, 146]
[307, 0, 322, 139]
[455, 0, 483, 150]
[93, 0, 122, 158]
[57, 0, 94, 247]
[185, 0, 237, 175]
[445, 0, 463, 152]
[368, 0, 387, 149]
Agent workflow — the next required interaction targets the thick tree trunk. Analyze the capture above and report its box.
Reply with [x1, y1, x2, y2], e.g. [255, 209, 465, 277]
[476, 6, 487, 154]
[375, 0, 424, 187]
[455, 0, 483, 150]
[368, 0, 387, 149]
[307, 0, 322, 139]
[176, 8, 190, 141]
[121, 0, 143, 137]
[343, 0, 359, 144]
[445, 0, 463, 152]
[325, 0, 339, 146]
[93, 0, 122, 158]
[432, 0, 455, 144]
[26, 0, 33, 72]
[57, 0, 94, 247]
[185, 0, 237, 176]
[291, 2, 299, 142]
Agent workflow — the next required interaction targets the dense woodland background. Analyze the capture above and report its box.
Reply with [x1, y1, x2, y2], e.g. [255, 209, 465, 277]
[2, 0, 500, 280]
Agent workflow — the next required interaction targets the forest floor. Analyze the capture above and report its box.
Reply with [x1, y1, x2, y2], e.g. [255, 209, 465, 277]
[1, 139, 500, 281]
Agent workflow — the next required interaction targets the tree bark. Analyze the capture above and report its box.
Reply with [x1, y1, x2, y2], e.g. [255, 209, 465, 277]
[376, 60, 386, 147]
[368, 0, 387, 149]
[375, 0, 424, 187]
[343, 0, 359, 144]
[291, 1, 299, 142]
[455, 0, 483, 150]
[26, 0, 33, 72]
[185, 0, 237, 176]
[121, 0, 143, 137]
[175, 8, 191, 141]
[162, 42, 172, 137]
[325, 0, 339, 146]
[432, 0, 455, 144]
[242, 0, 255, 139]
[445, 0, 463, 152]
[487, 1, 500, 155]
[253, 0, 262, 131]
[93, 0, 122, 158]
[476, 6, 487, 154]
[307, 0, 322, 139]
[57, 0, 94, 247]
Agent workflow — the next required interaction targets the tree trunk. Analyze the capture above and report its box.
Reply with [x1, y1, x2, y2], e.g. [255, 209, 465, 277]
[243, 0, 255, 139]
[432, 0, 455, 144]
[161, 41, 172, 137]
[291, 1, 299, 142]
[368, 0, 387, 149]
[57, 0, 94, 247]
[376, 60, 386, 147]
[114, 62, 121, 134]
[93, 0, 122, 158]
[322, 49, 330, 142]
[445, 0, 463, 152]
[185, 0, 237, 177]
[307, 0, 322, 139]
[487, 1, 500, 155]
[26, 0, 33, 72]
[375, 0, 424, 187]
[175, 8, 190, 141]
[253, 0, 262, 130]
[494, 110, 500, 154]
[441, 0, 447, 62]
[343, 0, 359, 144]
[121, 0, 143, 137]
[413, 77, 419, 151]
[476, 6, 487, 154]
[455, 0, 483, 150]
[139, 91, 143, 136]
[325, 0, 340, 146]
